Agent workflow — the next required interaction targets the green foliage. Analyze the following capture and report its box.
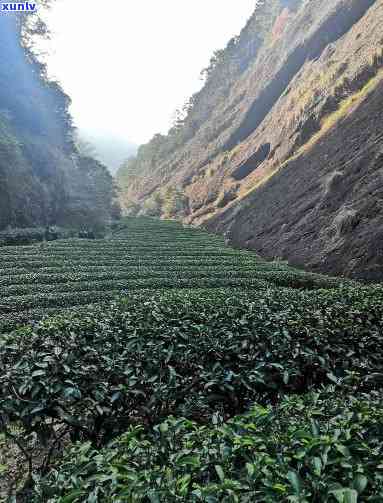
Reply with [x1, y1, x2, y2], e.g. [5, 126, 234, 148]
[63, 155, 116, 234]
[0, 226, 69, 246]
[0, 218, 382, 499]
[33, 391, 383, 501]
[162, 187, 189, 218]
[141, 192, 163, 217]
[1, 282, 383, 490]
[0, 217, 344, 331]
[0, 14, 119, 231]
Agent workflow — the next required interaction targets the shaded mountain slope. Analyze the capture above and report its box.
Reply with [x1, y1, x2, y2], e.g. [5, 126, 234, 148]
[118, 0, 383, 279]
[0, 12, 116, 231]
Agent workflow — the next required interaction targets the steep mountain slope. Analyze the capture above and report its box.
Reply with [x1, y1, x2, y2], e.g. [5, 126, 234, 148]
[0, 12, 116, 231]
[118, 0, 383, 280]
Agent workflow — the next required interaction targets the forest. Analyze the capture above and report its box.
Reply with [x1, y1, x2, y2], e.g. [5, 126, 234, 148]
[0, 2, 118, 235]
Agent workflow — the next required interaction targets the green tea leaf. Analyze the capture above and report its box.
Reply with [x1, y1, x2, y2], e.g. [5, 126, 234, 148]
[287, 471, 302, 495]
[215, 465, 225, 482]
[353, 474, 368, 494]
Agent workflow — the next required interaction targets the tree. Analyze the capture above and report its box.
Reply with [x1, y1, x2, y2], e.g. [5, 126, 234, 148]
[0, 2, 119, 231]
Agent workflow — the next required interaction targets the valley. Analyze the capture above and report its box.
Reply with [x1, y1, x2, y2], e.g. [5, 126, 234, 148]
[1, 0, 383, 500]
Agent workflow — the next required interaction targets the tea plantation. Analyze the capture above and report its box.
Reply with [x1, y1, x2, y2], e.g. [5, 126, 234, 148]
[0, 218, 341, 333]
[0, 218, 383, 502]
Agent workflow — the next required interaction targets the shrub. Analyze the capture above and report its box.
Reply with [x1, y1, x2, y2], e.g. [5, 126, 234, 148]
[33, 390, 383, 502]
[1, 285, 383, 483]
[0, 226, 71, 246]
[1, 218, 382, 499]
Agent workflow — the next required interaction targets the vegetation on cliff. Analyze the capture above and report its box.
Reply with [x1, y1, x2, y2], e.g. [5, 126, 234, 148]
[1, 0, 383, 500]
[0, 5, 118, 232]
[116, 0, 289, 213]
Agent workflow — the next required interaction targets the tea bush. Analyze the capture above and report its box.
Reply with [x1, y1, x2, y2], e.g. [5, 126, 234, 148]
[0, 218, 343, 332]
[0, 227, 71, 247]
[34, 390, 383, 502]
[0, 217, 382, 500]
[1, 285, 383, 493]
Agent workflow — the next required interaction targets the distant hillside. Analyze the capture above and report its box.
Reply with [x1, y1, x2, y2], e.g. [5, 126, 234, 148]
[0, 11, 117, 231]
[78, 130, 137, 175]
[117, 0, 383, 280]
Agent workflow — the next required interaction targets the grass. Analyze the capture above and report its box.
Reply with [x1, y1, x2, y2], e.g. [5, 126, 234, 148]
[307, 68, 383, 150]
[197, 59, 383, 224]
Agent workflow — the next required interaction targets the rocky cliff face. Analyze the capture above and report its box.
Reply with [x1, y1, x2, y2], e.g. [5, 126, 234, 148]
[118, 0, 383, 280]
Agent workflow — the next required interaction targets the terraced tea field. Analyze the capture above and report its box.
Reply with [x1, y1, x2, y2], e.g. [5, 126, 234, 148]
[2, 218, 383, 501]
[0, 217, 341, 332]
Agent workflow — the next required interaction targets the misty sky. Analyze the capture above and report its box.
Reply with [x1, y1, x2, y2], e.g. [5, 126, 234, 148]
[43, 0, 256, 145]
